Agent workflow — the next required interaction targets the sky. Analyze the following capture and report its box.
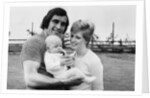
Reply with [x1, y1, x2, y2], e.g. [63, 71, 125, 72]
[9, 5, 136, 41]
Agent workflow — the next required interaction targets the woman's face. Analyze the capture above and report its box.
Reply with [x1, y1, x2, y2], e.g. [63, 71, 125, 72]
[71, 32, 87, 51]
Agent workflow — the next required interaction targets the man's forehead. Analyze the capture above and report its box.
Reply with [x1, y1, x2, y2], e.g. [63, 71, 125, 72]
[51, 15, 67, 22]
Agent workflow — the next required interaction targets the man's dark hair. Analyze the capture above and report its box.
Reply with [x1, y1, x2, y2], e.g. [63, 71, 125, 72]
[41, 7, 69, 33]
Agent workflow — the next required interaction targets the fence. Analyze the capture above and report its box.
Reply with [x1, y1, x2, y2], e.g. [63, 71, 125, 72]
[89, 40, 135, 53]
[8, 39, 135, 53]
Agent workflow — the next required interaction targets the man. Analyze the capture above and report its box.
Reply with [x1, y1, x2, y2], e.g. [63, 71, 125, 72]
[20, 7, 82, 90]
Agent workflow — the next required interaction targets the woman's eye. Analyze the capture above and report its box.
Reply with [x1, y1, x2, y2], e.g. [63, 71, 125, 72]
[71, 34, 74, 38]
[76, 36, 81, 39]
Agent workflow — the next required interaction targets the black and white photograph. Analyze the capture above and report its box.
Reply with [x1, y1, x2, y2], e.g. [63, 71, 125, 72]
[0, 0, 145, 95]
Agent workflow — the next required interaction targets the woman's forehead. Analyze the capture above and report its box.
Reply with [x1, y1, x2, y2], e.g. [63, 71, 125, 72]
[71, 31, 84, 37]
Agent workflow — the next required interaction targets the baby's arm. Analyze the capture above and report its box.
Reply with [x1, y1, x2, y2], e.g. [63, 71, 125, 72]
[44, 52, 62, 72]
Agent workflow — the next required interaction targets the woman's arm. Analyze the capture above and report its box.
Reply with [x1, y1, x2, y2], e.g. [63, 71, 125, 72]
[90, 58, 104, 90]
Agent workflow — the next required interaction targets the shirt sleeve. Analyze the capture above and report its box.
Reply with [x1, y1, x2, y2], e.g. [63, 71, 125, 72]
[20, 38, 42, 63]
[90, 56, 104, 90]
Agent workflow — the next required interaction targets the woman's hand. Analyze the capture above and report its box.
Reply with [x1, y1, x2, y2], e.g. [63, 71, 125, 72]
[63, 33, 72, 48]
[60, 55, 75, 67]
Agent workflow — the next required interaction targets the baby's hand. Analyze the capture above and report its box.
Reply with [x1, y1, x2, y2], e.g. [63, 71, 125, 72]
[60, 55, 75, 67]
[63, 33, 72, 48]
[59, 48, 67, 56]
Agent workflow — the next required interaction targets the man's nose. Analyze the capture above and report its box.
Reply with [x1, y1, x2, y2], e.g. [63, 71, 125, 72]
[56, 23, 61, 29]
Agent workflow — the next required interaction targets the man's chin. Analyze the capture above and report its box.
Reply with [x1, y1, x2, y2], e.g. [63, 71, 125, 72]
[52, 31, 60, 34]
[71, 47, 77, 50]
[55, 33, 63, 38]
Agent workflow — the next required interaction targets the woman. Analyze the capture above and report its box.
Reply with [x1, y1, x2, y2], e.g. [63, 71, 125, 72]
[70, 20, 104, 90]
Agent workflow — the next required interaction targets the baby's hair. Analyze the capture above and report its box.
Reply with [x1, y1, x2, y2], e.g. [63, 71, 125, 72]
[45, 35, 62, 46]
[45, 35, 67, 55]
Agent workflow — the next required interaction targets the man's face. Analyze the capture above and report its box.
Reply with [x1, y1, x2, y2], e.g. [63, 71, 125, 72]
[47, 15, 67, 38]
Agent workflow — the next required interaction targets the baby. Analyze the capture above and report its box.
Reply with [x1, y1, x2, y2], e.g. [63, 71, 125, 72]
[44, 35, 96, 83]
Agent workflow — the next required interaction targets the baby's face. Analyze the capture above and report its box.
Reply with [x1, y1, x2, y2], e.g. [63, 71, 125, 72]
[47, 41, 62, 53]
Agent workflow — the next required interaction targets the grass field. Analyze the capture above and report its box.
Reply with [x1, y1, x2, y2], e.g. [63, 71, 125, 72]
[7, 52, 135, 91]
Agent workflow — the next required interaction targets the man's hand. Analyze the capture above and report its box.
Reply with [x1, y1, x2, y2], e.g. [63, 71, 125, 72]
[60, 77, 83, 87]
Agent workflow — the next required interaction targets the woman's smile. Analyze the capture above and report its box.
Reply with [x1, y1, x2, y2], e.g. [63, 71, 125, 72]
[71, 32, 86, 51]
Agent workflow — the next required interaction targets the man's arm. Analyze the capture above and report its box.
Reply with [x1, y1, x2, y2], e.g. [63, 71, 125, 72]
[23, 60, 83, 89]
[23, 60, 63, 89]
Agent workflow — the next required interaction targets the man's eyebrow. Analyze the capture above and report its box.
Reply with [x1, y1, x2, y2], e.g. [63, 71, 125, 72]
[52, 19, 59, 21]
[61, 22, 67, 24]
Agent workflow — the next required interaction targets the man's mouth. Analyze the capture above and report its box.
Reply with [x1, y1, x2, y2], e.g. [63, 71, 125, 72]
[72, 43, 77, 47]
[52, 30, 59, 34]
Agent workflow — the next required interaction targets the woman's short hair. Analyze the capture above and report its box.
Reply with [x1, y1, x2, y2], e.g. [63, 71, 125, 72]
[71, 20, 95, 46]
[41, 7, 69, 33]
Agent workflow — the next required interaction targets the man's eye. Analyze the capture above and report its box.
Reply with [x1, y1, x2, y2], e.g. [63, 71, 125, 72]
[52, 20, 59, 24]
[61, 22, 66, 26]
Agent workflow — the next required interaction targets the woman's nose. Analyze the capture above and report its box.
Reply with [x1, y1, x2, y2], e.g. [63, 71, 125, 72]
[71, 37, 75, 43]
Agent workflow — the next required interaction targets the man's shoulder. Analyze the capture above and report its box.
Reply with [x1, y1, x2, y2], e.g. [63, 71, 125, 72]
[28, 34, 44, 42]
[25, 34, 45, 45]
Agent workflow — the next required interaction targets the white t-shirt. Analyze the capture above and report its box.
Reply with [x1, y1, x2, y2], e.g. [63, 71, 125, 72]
[70, 49, 104, 90]
[44, 51, 67, 78]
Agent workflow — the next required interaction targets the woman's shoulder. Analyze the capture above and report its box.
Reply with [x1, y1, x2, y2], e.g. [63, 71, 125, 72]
[86, 49, 102, 62]
[86, 50, 103, 68]
[87, 50, 99, 58]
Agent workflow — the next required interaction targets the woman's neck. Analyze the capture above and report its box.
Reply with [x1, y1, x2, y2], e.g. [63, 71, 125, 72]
[76, 46, 88, 58]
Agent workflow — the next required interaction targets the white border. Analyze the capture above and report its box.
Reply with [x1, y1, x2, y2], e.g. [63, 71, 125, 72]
[1, 0, 144, 95]
[146, 0, 150, 93]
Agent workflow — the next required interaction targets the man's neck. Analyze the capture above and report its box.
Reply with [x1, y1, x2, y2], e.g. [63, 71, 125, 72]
[43, 30, 49, 37]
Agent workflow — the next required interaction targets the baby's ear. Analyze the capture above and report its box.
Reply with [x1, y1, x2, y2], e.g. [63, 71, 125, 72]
[46, 46, 49, 50]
